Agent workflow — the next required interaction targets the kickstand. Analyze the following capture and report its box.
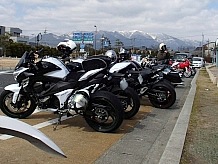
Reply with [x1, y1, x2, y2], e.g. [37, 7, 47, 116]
[53, 114, 63, 131]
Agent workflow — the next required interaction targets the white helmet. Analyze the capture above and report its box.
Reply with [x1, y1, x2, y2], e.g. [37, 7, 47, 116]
[105, 50, 117, 64]
[159, 43, 167, 51]
[57, 39, 77, 55]
[119, 47, 126, 54]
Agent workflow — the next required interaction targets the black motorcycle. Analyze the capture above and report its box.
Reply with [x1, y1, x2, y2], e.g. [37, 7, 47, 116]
[67, 56, 141, 119]
[0, 51, 124, 133]
[111, 60, 177, 109]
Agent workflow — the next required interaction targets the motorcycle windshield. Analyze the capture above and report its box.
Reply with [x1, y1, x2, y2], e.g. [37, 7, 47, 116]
[15, 52, 29, 70]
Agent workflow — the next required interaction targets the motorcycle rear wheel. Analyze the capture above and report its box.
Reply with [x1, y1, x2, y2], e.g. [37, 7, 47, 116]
[148, 82, 176, 109]
[0, 90, 36, 118]
[84, 90, 124, 133]
[111, 87, 140, 119]
[183, 69, 192, 78]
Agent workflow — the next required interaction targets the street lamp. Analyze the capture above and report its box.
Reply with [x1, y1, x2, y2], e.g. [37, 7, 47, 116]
[94, 25, 97, 55]
[36, 33, 42, 50]
[100, 35, 105, 53]
[216, 38, 218, 67]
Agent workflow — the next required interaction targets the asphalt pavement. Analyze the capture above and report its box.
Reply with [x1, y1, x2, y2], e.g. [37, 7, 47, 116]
[95, 75, 195, 164]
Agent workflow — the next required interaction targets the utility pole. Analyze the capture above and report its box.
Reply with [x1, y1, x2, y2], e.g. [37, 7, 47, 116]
[94, 25, 97, 55]
[216, 38, 218, 67]
[202, 33, 204, 57]
[207, 39, 210, 57]
[44, 27, 47, 46]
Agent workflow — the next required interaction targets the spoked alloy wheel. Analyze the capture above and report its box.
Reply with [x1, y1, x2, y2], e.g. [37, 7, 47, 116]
[148, 82, 176, 109]
[111, 87, 140, 119]
[0, 90, 36, 118]
[84, 91, 123, 133]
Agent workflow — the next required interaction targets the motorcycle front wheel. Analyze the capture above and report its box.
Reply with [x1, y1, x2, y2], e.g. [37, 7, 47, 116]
[0, 90, 36, 119]
[148, 82, 176, 109]
[84, 90, 124, 133]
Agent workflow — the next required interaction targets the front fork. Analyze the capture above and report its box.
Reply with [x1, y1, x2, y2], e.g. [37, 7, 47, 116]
[4, 83, 22, 104]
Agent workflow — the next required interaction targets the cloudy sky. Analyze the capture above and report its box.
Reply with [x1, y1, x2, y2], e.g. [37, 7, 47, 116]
[1, 0, 218, 42]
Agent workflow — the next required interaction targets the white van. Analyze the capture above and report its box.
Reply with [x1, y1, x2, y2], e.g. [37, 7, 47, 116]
[192, 57, 205, 68]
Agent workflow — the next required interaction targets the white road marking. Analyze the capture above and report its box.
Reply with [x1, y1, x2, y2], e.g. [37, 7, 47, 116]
[0, 109, 76, 140]
[0, 70, 13, 75]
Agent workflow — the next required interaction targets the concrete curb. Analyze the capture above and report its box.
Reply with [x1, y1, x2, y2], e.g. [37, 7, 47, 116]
[206, 64, 217, 85]
[158, 70, 199, 164]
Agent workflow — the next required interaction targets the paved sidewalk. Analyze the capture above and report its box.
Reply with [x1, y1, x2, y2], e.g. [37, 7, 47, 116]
[96, 64, 218, 164]
[95, 73, 196, 164]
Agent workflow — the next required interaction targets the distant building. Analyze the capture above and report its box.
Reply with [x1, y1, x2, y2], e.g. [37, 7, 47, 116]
[0, 26, 5, 35]
[0, 26, 29, 44]
[6, 27, 29, 44]
[5, 27, 22, 37]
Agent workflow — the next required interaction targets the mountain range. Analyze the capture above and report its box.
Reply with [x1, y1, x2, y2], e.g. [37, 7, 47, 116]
[30, 30, 201, 51]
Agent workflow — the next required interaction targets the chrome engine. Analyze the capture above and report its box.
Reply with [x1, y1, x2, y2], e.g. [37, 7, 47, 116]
[67, 90, 90, 115]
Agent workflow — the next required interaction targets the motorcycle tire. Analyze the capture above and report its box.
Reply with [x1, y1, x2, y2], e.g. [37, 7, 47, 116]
[183, 70, 192, 78]
[162, 79, 175, 88]
[148, 82, 176, 109]
[84, 90, 124, 133]
[191, 67, 196, 76]
[0, 90, 37, 119]
[111, 86, 140, 119]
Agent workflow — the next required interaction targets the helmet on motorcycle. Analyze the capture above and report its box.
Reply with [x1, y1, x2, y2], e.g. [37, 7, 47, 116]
[57, 39, 77, 55]
[159, 43, 167, 51]
[119, 48, 131, 62]
[105, 50, 117, 64]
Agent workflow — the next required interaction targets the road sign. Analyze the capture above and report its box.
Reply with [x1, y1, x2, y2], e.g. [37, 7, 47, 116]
[72, 32, 93, 44]
[72, 32, 83, 43]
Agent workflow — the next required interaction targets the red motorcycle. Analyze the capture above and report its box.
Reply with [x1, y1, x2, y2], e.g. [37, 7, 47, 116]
[171, 59, 192, 78]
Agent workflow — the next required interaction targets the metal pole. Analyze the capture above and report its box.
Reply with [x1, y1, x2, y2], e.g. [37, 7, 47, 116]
[94, 25, 97, 55]
[202, 33, 204, 57]
[216, 39, 218, 67]
[215, 41, 216, 64]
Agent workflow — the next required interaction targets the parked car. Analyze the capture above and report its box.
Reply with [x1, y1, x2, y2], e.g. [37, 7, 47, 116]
[191, 57, 205, 68]
[172, 53, 193, 62]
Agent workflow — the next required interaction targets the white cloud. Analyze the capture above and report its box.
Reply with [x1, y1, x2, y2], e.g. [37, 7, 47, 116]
[1, 0, 218, 41]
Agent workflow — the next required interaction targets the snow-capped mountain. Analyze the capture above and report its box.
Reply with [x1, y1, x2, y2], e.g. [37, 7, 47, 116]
[30, 30, 200, 51]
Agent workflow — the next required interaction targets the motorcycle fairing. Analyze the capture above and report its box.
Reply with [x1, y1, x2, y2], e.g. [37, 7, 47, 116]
[42, 57, 70, 79]
[109, 62, 131, 73]
[54, 89, 74, 109]
[4, 84, 21, 104]
[13, 67, 29, 81]
[78, 68, 105, 81]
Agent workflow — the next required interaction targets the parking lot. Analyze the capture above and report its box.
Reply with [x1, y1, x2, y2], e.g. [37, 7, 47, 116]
[0, 71, 193, 163]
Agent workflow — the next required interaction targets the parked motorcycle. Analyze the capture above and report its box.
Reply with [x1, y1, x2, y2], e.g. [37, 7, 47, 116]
[0, 50, 124, 133]
[109, 60, 177, 109]
[140, 59, 184, 87]
[67, 53, 141, 119]
[171, 59, 192, 78]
